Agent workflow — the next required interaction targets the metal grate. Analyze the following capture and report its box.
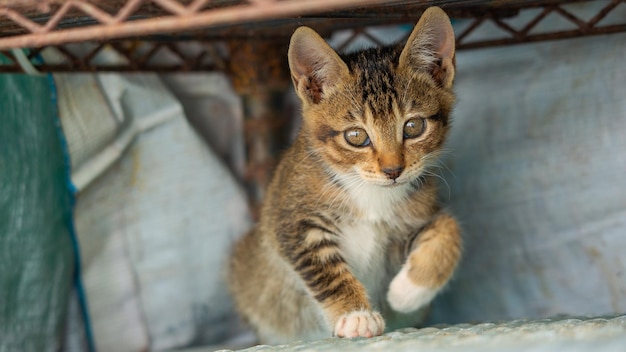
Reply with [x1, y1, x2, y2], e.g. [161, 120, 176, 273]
[341, 0, 626, 50]
[0, 0, 624, 73]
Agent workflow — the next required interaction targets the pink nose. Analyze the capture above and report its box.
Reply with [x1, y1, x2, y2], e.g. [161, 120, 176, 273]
[382, 166, 404, 180]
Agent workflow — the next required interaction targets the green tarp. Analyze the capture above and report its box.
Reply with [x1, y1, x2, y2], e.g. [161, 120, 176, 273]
[0, 70, 74, 351]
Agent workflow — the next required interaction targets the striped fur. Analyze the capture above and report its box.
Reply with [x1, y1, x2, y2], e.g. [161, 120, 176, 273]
[228, 7, 461, 344]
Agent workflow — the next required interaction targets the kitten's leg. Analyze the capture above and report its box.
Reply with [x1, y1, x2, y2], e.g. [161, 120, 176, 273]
[387, 213, 461, 313]
[281, 226, 385, 338]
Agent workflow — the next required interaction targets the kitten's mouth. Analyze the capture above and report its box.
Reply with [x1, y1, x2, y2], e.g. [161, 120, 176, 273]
[375, 175, 424, 189]
[379, 180, 405, 188]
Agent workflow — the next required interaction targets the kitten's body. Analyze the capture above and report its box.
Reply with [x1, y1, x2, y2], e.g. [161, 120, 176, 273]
[229, 7, 461, 344]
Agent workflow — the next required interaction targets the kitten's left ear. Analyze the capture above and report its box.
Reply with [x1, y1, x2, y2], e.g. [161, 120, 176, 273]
[288, 26, 350, 105]
[399, 7, 456, 89]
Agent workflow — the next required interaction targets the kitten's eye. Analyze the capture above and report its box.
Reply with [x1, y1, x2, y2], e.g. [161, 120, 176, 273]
[403, 118, 426, 139]
[344, 128, 370, 147]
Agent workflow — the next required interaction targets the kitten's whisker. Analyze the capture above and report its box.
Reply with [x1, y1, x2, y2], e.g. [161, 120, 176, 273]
[423, 170, 451, 200]
[433, 160, 456, 179]
[438, 160, 456, 179]
[422, 149, 456, 180]
[418, 151, 453, 199]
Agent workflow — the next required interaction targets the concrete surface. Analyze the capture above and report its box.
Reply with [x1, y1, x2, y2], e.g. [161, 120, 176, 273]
[209, 315, 626, 352]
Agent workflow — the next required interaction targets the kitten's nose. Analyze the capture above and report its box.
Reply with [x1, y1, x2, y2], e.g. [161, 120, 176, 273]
[382, 166, 404, 180]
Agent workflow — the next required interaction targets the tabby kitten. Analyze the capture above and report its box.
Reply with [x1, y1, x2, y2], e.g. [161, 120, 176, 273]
[228, 7, 461, 344]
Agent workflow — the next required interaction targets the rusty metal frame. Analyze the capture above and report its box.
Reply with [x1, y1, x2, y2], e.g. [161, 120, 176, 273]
[332, 0, 626, 50]
[0, 0, 624, 73]
[0, 0, 401, 49]
[455, 0, 626, 49]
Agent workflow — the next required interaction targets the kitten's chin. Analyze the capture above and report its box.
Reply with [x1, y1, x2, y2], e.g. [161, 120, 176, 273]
[331, 170, 416, 191]
[380, 181, 404, 188]
[366, 179, 410, 189]
[376, 175, 425, 190]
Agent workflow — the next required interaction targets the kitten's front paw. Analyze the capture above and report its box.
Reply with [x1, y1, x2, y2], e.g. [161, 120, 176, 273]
[387, 265, 438, 313]
[333, 310, 385, 338]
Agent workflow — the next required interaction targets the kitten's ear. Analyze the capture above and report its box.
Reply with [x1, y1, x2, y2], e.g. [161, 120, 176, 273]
[399, 7, 456, 89]
[288, 27, 350, 105]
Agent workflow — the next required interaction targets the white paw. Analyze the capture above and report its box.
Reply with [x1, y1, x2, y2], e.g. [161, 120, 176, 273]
[333, 310, 385, 338]
[387, 265, 438, 313]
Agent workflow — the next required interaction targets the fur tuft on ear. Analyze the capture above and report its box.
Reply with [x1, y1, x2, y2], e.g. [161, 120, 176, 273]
[399, 7, 456, 89]
[288, 27, 350, 105]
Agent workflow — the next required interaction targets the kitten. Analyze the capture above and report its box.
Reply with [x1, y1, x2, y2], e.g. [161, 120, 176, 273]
[228, 7, 461, 344]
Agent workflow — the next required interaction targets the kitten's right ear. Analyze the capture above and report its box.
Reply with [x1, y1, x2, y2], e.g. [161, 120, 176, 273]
[399, 7, 456, 89]
[288, 27, 350, 105]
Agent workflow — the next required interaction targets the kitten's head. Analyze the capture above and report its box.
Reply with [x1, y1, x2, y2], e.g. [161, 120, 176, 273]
[288, 7, 456, 189]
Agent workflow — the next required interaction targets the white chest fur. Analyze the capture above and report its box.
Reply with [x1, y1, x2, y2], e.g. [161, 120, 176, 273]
[334, 176, 421, 306]
[341, 178, 413, 223]
[338, 221, 388, 303]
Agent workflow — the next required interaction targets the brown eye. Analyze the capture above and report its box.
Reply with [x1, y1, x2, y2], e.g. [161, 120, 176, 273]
[403, 118, 426, 139]
[344, 128, 370, 147]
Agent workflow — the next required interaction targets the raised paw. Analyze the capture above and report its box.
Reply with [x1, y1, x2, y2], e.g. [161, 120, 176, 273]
[387, 264, 438, 313]
[333, 310, 385, 338]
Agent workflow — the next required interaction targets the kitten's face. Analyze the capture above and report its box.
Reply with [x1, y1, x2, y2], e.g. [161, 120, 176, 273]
[289, 10, 456, 190]
[303, 50, 455, 188]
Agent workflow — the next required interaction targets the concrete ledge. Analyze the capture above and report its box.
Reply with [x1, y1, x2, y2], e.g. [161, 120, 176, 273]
[214, 315, 626, 352]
